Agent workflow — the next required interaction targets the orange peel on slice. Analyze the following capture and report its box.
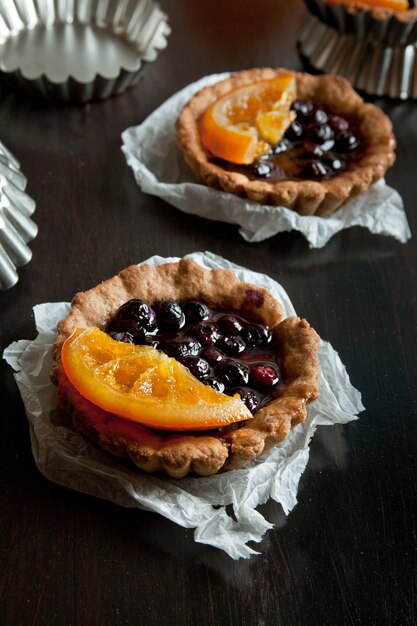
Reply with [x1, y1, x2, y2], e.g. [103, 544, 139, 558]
[199, 74, 296, 165]
[61, 327, 252, 431]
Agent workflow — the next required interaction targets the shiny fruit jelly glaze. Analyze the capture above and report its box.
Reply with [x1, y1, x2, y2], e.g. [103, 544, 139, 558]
[108, 298, 281, 419]
[213, 99, 363, 182]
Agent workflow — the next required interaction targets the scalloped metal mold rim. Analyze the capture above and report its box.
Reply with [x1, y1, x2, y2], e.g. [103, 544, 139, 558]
[0, 141, 37, 290]
[0, 0, 171, 102]
[304, 0, 417, 45]
[298, 14, 417, 100]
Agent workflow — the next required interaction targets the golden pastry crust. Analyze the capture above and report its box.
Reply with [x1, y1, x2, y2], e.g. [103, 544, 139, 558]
[176, 68, 396, 216]
[51, 260, 321, 478]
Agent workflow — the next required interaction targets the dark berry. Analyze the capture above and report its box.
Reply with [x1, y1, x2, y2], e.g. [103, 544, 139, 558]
[114, 299, 157, 334]
[328, 115, 349, 133]
[242, 324, 272, 347]
[251, 160, 274, 178]
[132, 327, 149, 343]
[229, 387, 259, 412]
[218, 335, 246, 356]
[249, 364, 280, 390]
[301, 142, 324, 160]
[300, 160, 329, 179]
[142, 336, 160, 349]
[291, 99, 313, 119]
[312, 123, 334, 144]
[285, 120, 304, 140]
[311, 107, 328, 125]
[320, 139, 336, 153]
[202, 377, 225, 393]
[182, 301, 209, 325]
[162, 336, 201, 359]
[215, 359, 249, 387]
[216, 315, 243, 336]
[334, 131, 359, 152]
[200, 347, 225, 366]
[155, 300, 185, 330]
[108, 331, 135, 344]
[192, 321, 221, 346]
[181, 356, 210, 380]
[325, 156, 345, 172]
[272, 138, 289, 154]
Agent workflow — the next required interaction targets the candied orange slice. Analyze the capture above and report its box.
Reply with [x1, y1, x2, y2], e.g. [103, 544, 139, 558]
[327, 0, 408, 9]
[199, 74, 296, 165]
[61, 328, 251, 431]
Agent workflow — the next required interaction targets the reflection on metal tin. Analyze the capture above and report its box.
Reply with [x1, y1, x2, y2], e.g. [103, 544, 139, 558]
[298, 15, 417, 100]
[0, 141, 37, 290]
[0, 0, 171, 103]
[304, 0, 417, 45]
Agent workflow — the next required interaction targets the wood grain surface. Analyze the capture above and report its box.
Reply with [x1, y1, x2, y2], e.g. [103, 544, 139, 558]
[1, 1, 416, 624]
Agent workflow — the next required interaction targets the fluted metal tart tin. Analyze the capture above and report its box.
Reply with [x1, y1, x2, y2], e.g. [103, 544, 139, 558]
[304, 0, 417, 45]
[0, 0, 171, 102]
[0, 141, 37, 290]
[298, 14, 417, 99]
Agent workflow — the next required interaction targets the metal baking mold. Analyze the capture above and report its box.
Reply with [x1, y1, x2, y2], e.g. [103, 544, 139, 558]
[0, 0, 171, 102]
[0, 140, 20, 170]
[298, 14, 417, 100]
[0, 143, 37, 290]
[304, 0, 417, 45]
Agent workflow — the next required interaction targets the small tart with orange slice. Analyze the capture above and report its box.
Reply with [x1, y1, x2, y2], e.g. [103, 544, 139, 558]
[176, 68, 396, 216]
[325, 0, 417, 19]
[51, 260, 321, 478]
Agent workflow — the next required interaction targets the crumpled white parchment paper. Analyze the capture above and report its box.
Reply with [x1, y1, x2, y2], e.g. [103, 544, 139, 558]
[121, 73, 411, 248]
[3, 252, 364, 559]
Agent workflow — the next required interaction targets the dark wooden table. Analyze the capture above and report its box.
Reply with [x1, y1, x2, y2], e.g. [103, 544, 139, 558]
[1, 1, 417, 624]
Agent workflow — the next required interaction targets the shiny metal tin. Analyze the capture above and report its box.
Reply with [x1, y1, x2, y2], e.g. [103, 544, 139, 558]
[304, 0, 417, 45]
[298, 14, 417, 99]
[0, 0, 170, 102]
[0, 141, 37, 290]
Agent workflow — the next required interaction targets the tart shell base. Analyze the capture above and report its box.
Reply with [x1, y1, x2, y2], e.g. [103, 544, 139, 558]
[54, 316, 320, 478]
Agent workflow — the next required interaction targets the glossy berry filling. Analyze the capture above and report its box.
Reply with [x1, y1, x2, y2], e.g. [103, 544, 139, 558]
[214, 99, 362, 182]
[107, 298, 282, 416]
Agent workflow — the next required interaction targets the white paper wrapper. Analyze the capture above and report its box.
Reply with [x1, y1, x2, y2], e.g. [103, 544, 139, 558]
[121, 73, 411, 248]
[3, 252, 364, 559]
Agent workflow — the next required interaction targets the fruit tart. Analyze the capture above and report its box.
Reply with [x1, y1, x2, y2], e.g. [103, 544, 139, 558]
[176, 68, 396, 216]
[305, 0, 417, 43]
[51, 260, 321, 479]
[325, 0, 417, 20]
